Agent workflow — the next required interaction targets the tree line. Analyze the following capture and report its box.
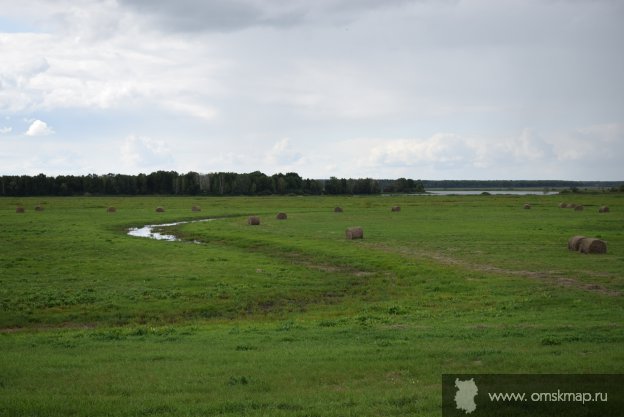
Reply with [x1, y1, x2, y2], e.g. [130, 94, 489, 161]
[0, 171, 425, 196]
[3, 172, 620, 197]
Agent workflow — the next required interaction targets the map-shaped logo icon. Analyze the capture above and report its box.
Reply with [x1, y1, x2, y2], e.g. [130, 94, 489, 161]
[454, 378, 478, 414]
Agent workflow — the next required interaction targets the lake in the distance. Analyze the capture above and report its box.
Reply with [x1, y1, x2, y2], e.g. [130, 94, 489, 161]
[423, 190, 560, 196]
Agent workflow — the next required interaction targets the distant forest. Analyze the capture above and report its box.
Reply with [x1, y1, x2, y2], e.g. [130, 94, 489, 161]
[0, 171, 422, 196]
[0, 171, 620, 197]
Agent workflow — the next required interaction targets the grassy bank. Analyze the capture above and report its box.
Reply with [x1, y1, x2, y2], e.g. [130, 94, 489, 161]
[1, 195, 622, 416]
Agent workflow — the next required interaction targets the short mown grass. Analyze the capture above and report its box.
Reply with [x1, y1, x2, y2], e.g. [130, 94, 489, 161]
[1, 194, 622, 416]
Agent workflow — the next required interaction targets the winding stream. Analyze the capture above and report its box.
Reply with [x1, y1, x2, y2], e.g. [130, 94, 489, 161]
[127, 218, 214, 241]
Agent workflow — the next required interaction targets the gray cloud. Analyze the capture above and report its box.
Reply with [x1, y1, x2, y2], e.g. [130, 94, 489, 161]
[119, 0, 302, 32]
[117, 0, 427, 32]
[1, 0, 622, 179]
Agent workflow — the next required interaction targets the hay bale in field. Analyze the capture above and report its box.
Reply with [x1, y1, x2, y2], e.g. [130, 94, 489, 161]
[598, 206, 610, 213]
[523, 203, 531, 209]
[106, 206, 117, 213]
[345, 227, 363, 240]
[191, 205, 201, 212]
[559, 202, 568, 208]
[276, 212, 287, 220]
[568, 203, 577, 209]
[568, 235, 586, 251]
[391, 206, 401, 212]
[574, 205, 584, 211]
[334, 207, 343, 213]
[34, 205, 44, 211]
[155, 207, 165, 212]
[248, 216, 260, 225]
[16, 206, 25, 213]
[579, 238, 607, 254]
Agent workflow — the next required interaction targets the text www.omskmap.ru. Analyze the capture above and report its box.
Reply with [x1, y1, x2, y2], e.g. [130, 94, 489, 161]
[488, 390, 608, 404]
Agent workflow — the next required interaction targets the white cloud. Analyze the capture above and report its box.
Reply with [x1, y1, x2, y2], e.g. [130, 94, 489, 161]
[163, 100, 218, 121]
[507, 129, 553, 161]
[0, 7, 226, 119]
[265, 138, 303, 165]
[0, 126, 12, 134]
[120, 135, 174, 171]
[367, 134, 478, 169]
[550, 123, 624, 162]
[354, 126, 602, 178]
[465, 129, 556, 170]
[25, 119, 54, 136]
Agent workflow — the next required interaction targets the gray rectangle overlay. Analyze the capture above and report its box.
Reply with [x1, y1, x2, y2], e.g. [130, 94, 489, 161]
[442, 374, 623, 416]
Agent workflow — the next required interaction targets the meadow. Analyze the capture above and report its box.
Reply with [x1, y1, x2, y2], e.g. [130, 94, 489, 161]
[1, 194, 623, 416]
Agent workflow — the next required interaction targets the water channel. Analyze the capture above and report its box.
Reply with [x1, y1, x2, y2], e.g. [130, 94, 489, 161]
[127, 218, 214, 241]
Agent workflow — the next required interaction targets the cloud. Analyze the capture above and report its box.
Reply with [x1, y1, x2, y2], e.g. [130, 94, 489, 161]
[360, 128, 568, 176]
[117, 0, 418, 33]
[263, 60, 407, 120]
[550, 123, 624, 162]
[508, 129, 553, 161]
[0, 126, 12, 134]
[1, 0, 622, 179]
[120, 135, 174, 170]
[120, 0, 279, 32]
[163, 100, 218, 121]
[0, 8, 225, 118]
[265, 138, 303, 165]
[457, 129, 556, 170]
[25, 119, 54, 136]
[367, 134, 477, 169]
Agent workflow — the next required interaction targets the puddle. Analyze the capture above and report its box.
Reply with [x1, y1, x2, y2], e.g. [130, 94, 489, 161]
[127, 219, 214, 241]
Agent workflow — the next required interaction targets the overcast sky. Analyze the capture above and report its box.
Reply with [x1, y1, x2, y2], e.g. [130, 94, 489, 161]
[1, 0, 622, 180]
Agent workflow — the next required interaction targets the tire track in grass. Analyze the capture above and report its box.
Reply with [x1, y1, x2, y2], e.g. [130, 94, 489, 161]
[366, 242, 621, 297]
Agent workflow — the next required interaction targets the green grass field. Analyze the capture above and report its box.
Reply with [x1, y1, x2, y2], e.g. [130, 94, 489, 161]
[1, 194, 623, 416]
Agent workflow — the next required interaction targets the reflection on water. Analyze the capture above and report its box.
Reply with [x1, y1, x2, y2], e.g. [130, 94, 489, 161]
[127, 219, 214, 241]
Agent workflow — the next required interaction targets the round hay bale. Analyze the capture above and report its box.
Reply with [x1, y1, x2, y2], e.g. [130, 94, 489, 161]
[598, 206, 609, 213]
[155, 207, 165, 212]
[579, 238, 607, 254]
[568, 203, 577, 209]
[191, 205, 201, 212]
[106, 206, 117, 213]
[567, 235, 586, 251]
[334, 207, 343, 213]
[16, 206, 25, 213]
[248, 216, 260, 225]
[345, 227, 363, 240]
[574, 205, 584, 211]
[559, 202, 568, 208]
[276, 212, 287, 220]
[523, 203, 531, 209]
[34, 205, 44, 212]
[391, 206, 401, 212]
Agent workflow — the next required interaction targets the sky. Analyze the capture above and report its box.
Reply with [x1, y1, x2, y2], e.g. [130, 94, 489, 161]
[0, 0, 623, 180]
